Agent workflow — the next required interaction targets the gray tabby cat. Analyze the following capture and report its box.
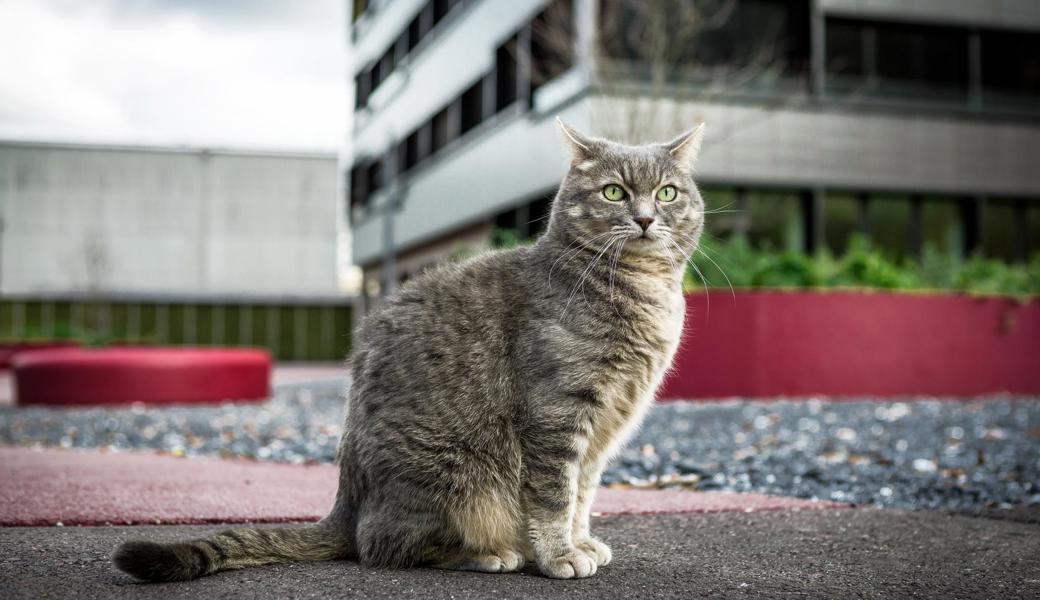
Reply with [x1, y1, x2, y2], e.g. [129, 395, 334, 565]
[113, 120, 706, 581]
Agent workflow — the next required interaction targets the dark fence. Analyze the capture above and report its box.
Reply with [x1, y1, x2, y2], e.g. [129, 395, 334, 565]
[0, 294, 354, 361]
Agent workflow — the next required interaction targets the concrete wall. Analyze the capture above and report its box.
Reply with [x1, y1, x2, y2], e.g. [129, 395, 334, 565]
[589, 95, 1040, 197]
[820, 0, 1040, 31]
[0, 142, 341, 297]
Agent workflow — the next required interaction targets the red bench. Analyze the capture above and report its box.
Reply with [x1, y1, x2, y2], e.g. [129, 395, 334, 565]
[13, 347, 271, 406]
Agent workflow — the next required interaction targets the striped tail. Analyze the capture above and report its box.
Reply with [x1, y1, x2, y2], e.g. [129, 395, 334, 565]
[112, 523, 352, 582]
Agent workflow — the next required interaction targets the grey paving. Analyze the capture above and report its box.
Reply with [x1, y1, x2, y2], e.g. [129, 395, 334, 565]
[2, 509, 1040, 599]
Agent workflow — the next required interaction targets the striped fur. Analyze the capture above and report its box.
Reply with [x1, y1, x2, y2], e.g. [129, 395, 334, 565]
[112, 122, 706, 581]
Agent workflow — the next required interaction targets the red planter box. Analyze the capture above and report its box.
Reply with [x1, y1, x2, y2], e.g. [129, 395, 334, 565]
[0, 340, 81, 369]
[13, 347, 272, 406]
[659, 291, 1040, 400]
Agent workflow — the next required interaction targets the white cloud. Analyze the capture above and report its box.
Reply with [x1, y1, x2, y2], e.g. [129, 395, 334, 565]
[0, 0, 346, 151]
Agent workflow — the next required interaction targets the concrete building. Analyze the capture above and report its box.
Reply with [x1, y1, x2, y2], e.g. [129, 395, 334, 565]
[348, 0, 1040, 293]
[0, 141, 353, 359]
[1, 140, 344, 296]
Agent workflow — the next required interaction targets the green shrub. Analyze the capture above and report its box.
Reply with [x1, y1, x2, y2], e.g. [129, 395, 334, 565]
[686, 235, 1038, 297]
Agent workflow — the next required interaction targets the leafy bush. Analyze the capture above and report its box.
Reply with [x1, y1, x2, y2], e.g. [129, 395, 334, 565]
[486, 227, 1038, 297]
[688, 234, 1039, 297]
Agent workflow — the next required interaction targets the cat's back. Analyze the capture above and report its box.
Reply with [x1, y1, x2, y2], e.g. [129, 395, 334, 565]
[350, 247, 535, 399]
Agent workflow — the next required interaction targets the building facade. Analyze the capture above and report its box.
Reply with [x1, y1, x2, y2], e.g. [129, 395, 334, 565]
[0, 141, 353, 359]
[347, 0, 1040, 293]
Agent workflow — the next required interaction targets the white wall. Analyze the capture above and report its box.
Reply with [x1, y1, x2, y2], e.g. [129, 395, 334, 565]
[0, 142, 341, 297]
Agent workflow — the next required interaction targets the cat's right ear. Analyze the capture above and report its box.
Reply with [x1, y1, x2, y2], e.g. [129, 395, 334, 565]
[555, 117, 595, 165]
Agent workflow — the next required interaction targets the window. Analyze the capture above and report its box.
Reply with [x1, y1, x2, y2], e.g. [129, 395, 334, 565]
[746, 191, 802, 252]
[430, 107, 450, 154]
[981, 29, 1040, 109]
[530, 0, 574, 97]
[600, 0, 809, 89]
[433, 0, 450, 24]
[1028, 202, 1040, 259]
[407, 13, 424, 52]
[921, 197, 962, 257]
[868, 195, 911, 259]
[366, 159, 383, 194]
[404, 129, 421, 171]
[826, 18, 969, 102]
[354, 69, 371, 109]
[349, 164, 368, 209]
[823, 193, 861, 254]
[495, 34, 519, 111]
[460, 78, 484, 135]
[983, 200, 1018, 262]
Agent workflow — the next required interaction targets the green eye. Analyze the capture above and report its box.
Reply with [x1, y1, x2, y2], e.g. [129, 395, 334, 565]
[656, 185, 677, 202]
[602, 184, 626, 202]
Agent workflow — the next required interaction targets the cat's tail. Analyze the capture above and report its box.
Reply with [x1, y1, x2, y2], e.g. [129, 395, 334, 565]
[112, 522, 353, 582]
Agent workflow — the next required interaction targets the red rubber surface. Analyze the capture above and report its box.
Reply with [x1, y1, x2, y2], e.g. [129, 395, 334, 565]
[660, 291, 1040, 400]
[0, 447, 843, 526]
[0, 340, 81, 369]
[13, 347, 271, 406]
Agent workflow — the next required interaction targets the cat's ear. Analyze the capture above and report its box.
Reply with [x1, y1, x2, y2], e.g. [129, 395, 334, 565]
[555, 117, 595, 164]
[665, 123, 706, 166]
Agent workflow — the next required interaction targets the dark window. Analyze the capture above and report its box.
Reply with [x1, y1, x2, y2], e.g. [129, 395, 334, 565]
[825, 19, 865, 81]
[377, 47, 395, 86]
[395, 139, 408, 176]
[868, 194, 912, 259]
[407, 13, 423, 51]
[920, 197, 961, 256]
[394, 31, 409, 64]
[600, 0, 809, 88]
[404, 129, 421, 170]
[530, 0, 574, 96]
[433, 0, 450, 24]
[496, 34, 519, 111]
[431, 106, 450, 154]
[349, 164, 369, 209]
[826, 18, 969, 102]
[366, 159, 383, 194]
[354, 68, 371, 109]
[824, 193, 861, 254]
[460, 78, 484, 134]
[875, 22, 968, 98]
[753, 191, 801, 251]
[370, 58, 383, 91]
[981, 29, 1040, 108]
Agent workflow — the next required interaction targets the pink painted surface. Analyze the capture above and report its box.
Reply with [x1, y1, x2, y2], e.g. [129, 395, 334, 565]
[660, 291, 1040, 400]
[0, 447, 841, 527]
[13, 347, 271, 406]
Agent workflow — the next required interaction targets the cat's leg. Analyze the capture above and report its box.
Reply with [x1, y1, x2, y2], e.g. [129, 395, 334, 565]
[571, 460, 612, 566]
[521, 421, 597, 579]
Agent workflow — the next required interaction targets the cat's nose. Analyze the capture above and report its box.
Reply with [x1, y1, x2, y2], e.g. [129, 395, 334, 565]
[633, 216, 655, 231]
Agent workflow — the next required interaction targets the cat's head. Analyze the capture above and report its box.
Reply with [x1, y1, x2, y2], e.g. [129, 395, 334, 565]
[547, 119, 706, 263]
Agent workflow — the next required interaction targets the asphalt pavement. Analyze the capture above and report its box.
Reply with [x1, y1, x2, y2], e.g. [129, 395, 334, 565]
[2, 509, 1039, 599]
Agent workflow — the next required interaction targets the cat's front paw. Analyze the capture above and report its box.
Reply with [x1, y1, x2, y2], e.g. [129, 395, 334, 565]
[538, 548, 597, 579]
[574, 536, 612, 566]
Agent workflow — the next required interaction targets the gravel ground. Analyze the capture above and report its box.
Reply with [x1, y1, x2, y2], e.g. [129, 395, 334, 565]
[2, 385, 1038, 511]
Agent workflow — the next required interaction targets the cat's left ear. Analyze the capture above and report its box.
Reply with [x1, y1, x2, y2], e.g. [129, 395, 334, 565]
[665, 123, 706, 166]
[556, 117, 595, 164]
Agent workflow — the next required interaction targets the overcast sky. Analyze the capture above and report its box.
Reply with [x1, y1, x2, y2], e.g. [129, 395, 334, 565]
[0, 0, 346, 152]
